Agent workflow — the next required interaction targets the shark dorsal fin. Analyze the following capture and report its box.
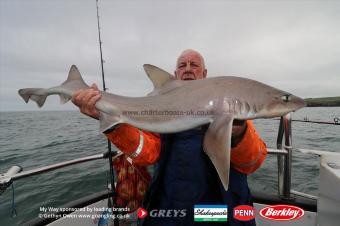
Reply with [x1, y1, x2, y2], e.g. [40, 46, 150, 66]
[62, 65, 86, 85]
[143, 64, 175, 88]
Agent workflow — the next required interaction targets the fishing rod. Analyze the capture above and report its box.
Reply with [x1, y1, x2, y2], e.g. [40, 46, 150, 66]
[96, 0, 107, 92]
[95, 1, 119, 224]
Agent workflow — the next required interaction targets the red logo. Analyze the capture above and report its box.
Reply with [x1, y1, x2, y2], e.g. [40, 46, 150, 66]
[259, 205, 304, 221]
[233, 205, 255, 221]
[137, 208, 148, 219]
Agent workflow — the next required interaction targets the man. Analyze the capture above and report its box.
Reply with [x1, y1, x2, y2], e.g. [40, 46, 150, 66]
[72, 49, 267, 225]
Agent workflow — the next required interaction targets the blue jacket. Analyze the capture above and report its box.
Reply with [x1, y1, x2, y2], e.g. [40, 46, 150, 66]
[139, 127, 256, 226]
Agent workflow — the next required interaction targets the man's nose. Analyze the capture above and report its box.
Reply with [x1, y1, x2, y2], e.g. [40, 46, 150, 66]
[185, 63, 191, 71]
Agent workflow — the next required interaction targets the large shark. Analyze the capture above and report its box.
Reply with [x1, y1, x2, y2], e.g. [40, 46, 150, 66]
[18, 64, 305, 191]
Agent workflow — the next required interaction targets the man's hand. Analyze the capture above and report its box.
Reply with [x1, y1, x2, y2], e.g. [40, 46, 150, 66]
[231, 120, 247, 147]
[71, 83, 101, 120]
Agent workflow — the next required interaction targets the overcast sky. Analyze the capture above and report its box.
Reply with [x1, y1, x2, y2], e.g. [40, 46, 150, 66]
[0, 0, 339, 111]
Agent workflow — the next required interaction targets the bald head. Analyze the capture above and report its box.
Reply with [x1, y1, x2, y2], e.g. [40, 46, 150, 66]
[177, 49, 206, 68]
[175, 49, 207, 80]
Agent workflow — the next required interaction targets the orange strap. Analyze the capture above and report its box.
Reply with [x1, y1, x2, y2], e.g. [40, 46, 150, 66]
[105, 124, 160, 166]
[230, 121, 267, 174]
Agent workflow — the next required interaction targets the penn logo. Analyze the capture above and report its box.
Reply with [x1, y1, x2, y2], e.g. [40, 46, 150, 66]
[233, 205, 255, 221]
[259, 205, 304, 221]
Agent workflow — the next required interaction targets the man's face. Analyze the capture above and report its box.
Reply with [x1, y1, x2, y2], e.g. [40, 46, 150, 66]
[175, 51, 207, 80]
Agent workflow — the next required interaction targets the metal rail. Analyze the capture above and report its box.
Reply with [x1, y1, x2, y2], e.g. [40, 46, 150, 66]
[12, 152, 110, 180]
[277, 114, 293, 200]
[273, 115, 322, 201]
[272, 118, 340, 125]
[0, 151, 122, 195]
[267, 148, 288, 155]
[291, 190, 318, 200]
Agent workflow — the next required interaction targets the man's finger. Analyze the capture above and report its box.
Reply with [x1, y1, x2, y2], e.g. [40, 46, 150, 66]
[72, 90, 82, 100]
[82, 89, 98, 103]
[91, 83, 99, 91]
[88, 94, 101, 107]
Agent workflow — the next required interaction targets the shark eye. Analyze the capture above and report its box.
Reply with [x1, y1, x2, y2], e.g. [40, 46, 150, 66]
[281, 94, 291, 102]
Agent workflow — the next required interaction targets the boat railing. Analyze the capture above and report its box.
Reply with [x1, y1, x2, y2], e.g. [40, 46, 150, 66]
[0, 151, 122, 196]
[277, 114, 293, 200]
[1, 114, 337, 202]
[271, 114, 320, 201]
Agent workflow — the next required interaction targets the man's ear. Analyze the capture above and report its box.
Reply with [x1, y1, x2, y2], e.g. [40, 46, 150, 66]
[203, 69, 207, 78]
[174, 70, 179, 79]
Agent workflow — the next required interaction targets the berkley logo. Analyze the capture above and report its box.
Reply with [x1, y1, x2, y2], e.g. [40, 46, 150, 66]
[259, 205, 304, 221]
[233, 205, 255, 221]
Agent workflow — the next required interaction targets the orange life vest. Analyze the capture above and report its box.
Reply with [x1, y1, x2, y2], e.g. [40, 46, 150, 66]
[105, 121, 267, 211]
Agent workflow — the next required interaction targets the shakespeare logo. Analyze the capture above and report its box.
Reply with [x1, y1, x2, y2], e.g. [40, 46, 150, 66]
[194, 205, 228, 222]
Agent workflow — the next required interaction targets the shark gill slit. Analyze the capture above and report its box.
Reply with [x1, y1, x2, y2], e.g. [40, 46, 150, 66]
[228, 100, 234, 114]
[225, 100, 230, 114]
[240, 100, 246, 115]
[253, 103, 258, 114]
[244, 101, 250, 115]
[235, 98, 242, 114]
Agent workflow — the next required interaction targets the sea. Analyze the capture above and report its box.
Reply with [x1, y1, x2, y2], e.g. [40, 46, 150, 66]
[0, 107, 339, 225]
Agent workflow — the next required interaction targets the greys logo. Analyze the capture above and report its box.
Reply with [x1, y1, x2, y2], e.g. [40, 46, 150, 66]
[149, 209, 187, 218]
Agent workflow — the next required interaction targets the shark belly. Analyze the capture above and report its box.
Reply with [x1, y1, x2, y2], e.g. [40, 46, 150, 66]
[123, 115, 212, 133]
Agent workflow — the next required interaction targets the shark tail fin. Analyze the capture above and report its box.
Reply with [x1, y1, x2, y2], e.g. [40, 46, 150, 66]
[18, 88, 48, 108]
[18, 65, 89, 108]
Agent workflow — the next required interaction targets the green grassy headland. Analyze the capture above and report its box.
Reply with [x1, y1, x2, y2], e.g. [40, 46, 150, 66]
[304, 96, 340, 107]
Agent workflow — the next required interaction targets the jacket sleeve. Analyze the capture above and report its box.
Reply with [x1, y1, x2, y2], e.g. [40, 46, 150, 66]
[230, 120, 267, 174]
[105, 124, 161, 166]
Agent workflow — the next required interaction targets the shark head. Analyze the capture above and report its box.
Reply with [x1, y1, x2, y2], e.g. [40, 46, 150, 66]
[259, 89, 306, 118]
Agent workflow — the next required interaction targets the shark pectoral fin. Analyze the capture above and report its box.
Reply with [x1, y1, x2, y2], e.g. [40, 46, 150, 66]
[59, 94, 71, 104]
[203, 114, 233, 191]
[143, 64, 175, 88]
[99, 112, 121, 134]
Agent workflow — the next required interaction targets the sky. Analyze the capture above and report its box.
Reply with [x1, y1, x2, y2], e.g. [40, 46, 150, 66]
[0, 0, 339, 111]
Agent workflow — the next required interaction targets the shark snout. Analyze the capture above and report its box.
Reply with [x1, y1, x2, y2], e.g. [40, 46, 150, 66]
[290, 95, 306, 111]
[263, 93, 306, 117]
